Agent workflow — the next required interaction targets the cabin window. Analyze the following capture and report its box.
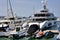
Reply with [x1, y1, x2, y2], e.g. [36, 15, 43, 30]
[47, 18, 56, 20]
[33, 19, 46, 22]
[48, 23, 52, 26]
[34, 14, 50, 17]
[15, 21, 21, 23]
[52, 18, 56, 20]
[9, 18, 15, 20]
[4, 22, 8, 24]
[36, 19, 41, 21]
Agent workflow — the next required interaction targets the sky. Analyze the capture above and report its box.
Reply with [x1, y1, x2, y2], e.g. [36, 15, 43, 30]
[0, 0, 60, 17]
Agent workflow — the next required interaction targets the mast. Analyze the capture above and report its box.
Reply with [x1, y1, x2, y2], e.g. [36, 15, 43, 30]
[7, 0, 9, 19]
[7, 0, 16, 28]
[9, 0, 14, 18]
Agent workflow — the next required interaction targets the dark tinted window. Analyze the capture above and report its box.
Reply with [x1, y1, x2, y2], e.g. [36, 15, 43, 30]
[34, 14, 50, 17]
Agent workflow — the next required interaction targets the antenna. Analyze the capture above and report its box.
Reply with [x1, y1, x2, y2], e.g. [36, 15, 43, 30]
[41, 0, 48, 9]
[33, 5, 35, 14]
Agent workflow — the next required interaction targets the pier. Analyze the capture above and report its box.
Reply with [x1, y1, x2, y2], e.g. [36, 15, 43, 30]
[43, 30, 59, 34]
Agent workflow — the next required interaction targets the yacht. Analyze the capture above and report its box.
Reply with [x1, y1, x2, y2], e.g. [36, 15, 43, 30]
[3, 0, 28, 38]
[0, 20, 17, 36]
[0, 0, 23, 37]
[27, 0, 57, 34]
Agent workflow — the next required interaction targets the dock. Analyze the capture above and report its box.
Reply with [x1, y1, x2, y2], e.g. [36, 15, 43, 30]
[43, 30, 59, 34]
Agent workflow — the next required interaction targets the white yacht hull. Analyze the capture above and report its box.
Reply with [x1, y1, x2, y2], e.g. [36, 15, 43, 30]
[0, 30, 17, 36]
[28, 21, 57, 30]
[40, 21, 56, 30]
[12, 30, 26, 39]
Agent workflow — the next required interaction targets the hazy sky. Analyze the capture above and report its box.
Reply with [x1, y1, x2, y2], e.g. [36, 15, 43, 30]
[0, 0, 60, 17]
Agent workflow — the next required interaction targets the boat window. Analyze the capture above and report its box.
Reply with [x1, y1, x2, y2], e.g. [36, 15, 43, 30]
[0, 28, 6, 32]
[40, 10, 48, 12]
[47, 18, 56, 20]
[4, 22, 9, 24]
[9, 18, 15, 20]
[33, 19, 45, 22]
[33, 18, 56, 22]
[34, 14, 50, 17]
[48, 23, 52, 26]
[15, 21, 21, 23]
[52, 18, 56, 20]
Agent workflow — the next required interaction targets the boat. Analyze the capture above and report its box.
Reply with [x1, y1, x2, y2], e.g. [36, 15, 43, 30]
[5, 0, 28, 38]
[0, 0, 22, 37]
[0, 20, 17, 37]
[27, 0, 57, 34]
[12, 29, 26, 39]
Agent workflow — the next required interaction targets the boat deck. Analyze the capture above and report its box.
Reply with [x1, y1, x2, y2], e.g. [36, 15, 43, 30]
[43, 30, 59, 34]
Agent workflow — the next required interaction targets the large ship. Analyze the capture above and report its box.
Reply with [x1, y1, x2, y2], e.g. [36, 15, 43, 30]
[27, 0, 57, 34]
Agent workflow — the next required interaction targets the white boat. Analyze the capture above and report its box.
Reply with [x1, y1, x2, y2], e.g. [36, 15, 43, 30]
[12, 28, 27, 38]
[4, 0, 28, 38]
[0, 20, 17, 36]
[0, 0, 18, 37]
[27, 0, 57, 34]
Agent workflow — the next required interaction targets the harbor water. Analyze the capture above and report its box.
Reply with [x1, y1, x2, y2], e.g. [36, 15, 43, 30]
[0, 25, 58, 40]
[0, 35, 57, 40]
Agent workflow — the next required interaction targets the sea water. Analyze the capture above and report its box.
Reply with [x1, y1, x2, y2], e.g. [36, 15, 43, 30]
[0, 35, 57, 40]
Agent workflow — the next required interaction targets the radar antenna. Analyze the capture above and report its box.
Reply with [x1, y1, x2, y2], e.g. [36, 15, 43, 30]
[41, 0, 47, 9]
